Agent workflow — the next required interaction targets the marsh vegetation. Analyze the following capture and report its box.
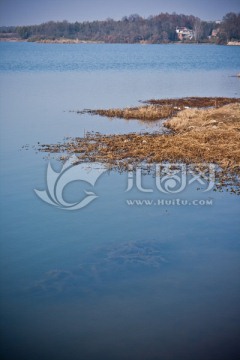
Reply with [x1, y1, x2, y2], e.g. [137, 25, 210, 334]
[38, 97, 240, 194]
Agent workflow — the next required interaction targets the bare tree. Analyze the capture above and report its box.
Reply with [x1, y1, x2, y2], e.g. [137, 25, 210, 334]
[194, 18, 202, 42]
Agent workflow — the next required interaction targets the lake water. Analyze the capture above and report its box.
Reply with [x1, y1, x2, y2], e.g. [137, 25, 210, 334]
[0, 43, 240, 360]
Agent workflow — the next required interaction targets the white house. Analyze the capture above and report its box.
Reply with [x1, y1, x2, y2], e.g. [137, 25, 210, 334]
[176, 27, 194, 40]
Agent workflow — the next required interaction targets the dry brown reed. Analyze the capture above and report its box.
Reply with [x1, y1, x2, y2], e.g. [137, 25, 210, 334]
[39, 100, 240, 193]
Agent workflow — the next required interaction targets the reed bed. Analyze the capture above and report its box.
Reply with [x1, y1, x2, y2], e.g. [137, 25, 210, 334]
[39, 100, 240, 194]
[79, 104, 175, 120]
[144, 96, 240, 109]
[78, 97, 240, 121]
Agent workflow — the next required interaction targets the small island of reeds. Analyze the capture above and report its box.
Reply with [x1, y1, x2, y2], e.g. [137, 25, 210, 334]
[37, 97, 240, 194]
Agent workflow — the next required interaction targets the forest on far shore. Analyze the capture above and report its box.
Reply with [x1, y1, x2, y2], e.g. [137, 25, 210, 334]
[0, 12, 239, 44]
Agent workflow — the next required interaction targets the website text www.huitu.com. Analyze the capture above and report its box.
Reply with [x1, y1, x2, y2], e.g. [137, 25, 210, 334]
[126, 199, 214, 207]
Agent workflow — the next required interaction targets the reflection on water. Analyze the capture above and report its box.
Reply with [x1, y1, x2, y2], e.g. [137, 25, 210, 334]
[30, 239, 169, 296]
[0, 43, 240, 360]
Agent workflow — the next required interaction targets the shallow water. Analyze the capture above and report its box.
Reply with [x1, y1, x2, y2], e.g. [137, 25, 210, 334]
[0, 43, 240, 360]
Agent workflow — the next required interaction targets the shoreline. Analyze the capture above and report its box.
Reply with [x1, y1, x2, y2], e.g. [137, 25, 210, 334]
[0, 37, 235, 45]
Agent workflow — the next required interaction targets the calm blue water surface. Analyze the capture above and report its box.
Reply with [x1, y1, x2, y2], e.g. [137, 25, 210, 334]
[0, 43, 240, 360]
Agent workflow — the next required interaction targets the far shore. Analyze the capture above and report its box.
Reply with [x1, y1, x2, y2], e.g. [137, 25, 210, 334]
[1, 37, 240, 45]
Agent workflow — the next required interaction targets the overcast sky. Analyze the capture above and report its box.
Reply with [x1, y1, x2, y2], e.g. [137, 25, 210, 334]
[0, 0, 239, 26]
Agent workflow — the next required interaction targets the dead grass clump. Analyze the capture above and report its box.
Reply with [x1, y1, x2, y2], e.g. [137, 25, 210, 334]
[77, 97, 240, 122]
[165, 103, 240, 133]
[80, 105, 174, 121]
[144, 96, 240, 109]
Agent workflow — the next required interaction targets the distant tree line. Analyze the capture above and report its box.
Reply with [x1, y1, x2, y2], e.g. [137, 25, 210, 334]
[215, 12, 240, 44]
[0, 12, 239, 44]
